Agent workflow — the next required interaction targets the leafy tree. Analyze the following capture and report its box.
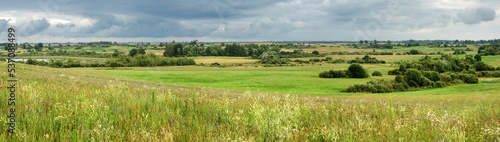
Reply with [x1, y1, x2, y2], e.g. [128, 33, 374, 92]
[474, 54, 482, 61]
[348, 64, 369, 78]
[112, 49, 120, 57]
[404, 69, 422, 87]
[399, 64, 407, 72]
[129, 49, 138, 57]
[312, 51, 320, 55]
[372, 71, 382, 76]
[138, 48, 146, 55]
[110, 61, 119, 69]
[164, 43, 175, 57]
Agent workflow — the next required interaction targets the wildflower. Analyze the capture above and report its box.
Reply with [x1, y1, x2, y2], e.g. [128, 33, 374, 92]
[44, 134, 49, 138]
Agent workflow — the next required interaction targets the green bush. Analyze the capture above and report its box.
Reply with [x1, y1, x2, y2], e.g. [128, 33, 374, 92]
[435, 81, 446, 88]
[404, 69, 422, 87]
[440, 74, 452, 82]
[452, 79, 464, 84]
[348, 64, 369, 78]
[479, 71, 500, 77]
[423, 71, 441, 82]
[474, 61, 491, 71]
[372, 71, 382, 76]
[458, 74, 479, 84]
[319, 70, 350, 78]
[388, 69, 400, 75]
[420, 77, 434, 88]
[395, 75, 404, 83]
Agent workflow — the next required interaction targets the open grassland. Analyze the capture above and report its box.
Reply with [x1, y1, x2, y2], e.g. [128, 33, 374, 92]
[1, 63, 499, 141]
[74, 64, 397, 95]
[74, 63, 500, 97]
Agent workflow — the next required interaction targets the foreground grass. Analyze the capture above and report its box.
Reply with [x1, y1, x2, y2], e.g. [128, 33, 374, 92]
[1, 63, 499, 141]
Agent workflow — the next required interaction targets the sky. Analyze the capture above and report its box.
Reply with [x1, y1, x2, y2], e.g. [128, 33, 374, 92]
[0, 0, 499, 43]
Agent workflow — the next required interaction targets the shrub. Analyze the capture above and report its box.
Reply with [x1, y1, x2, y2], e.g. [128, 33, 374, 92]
[467, 69, 477, 75]
[440, 74, 452, 82]
[420, 77, 434, 88]
[423, 71, 441, 82]
[388, 69, 400, 75]
[395, 75, 404, 83]
[348, 64, 369, 78]
[344, 84, 377, 93]
[458, 74, 479, 84]
[404, 69, 422, 87]
[392, 82, 406, 91]
[372, 71, 382, 76]
[474, 61, 490, 71]
[319, 70, 350, 78]
[324, 57, 333, 61]
[435, 81, 446, 88]
[310, 59, 321, 62]
[479, 71, 500, 77]
[408, 80, 419, 88]
[452, 79, 464, 84]
[327, 59, 345, 63]
[399, 64, 407, 72]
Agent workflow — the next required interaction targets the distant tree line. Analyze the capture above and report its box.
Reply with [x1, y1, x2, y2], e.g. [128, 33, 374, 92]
[22, 54, 195, 68]
[478, 43, 500, 56]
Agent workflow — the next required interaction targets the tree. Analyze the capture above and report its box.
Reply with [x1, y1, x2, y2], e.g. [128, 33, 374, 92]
[129, 49, 138, 57]
[312, 50, 320, 55]
[110, 61, 119, 69]
[372, 71, 382, 76]
[404, 69, 422, 87]
[348, 64, 369, 78]
[138, 48, 146, 55]
[474, 54, 482, 61]
[112, 49, 120, 57]
[174, 43, 184, 56]
[164, 43, 175, 57]
[35, 43, 44, 52]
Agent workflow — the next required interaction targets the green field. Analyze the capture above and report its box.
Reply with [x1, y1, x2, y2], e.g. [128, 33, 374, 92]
[73, 63, 500, 96]
[2, 43, 500, 141]
[73, 64, 397, 95]
[2, 62, 500, 141]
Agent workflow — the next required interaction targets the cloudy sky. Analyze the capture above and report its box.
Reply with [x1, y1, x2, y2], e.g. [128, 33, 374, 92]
[1, 0, 499, 43]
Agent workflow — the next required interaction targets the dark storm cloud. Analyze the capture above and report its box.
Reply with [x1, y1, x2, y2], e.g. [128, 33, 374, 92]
[19, 18, 51, 37]
[456, 7, 496, 25]
[0, 19, 9, 30]
[1, 0, 499, 41]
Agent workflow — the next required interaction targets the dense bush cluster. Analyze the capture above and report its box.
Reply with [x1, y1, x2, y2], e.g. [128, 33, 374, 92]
[344, 69, 479, 93]
[319, 70, 350, 78]
[372, 71, 382, 76]
[347, 55, 386, 64]
[319, 64, 368, 78]
[478, 71, 500, 78]
[389, 54, 497, 75]
[478, 43, 500, 56]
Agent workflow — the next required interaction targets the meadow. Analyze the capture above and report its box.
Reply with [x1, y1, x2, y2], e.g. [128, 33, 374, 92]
[1, 62, 500, 141]
[1, 43, 500, 141]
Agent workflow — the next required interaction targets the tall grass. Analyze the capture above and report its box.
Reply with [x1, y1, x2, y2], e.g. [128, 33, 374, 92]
[0, 63, 499, 141]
